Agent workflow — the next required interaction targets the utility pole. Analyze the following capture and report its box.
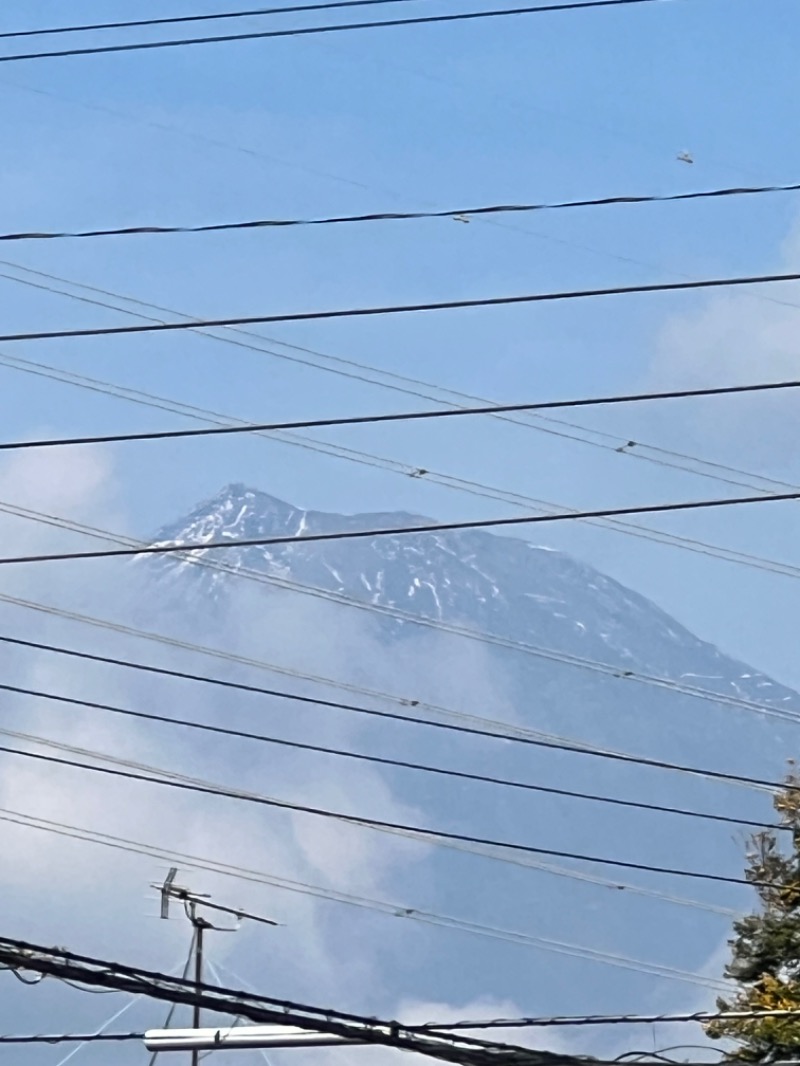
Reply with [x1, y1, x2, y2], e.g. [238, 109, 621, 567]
[154, 867, 279, 1065]
[187, 901, 213, 1066]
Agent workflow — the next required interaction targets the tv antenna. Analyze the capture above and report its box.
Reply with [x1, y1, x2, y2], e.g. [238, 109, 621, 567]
[153, 867, 279, 1065]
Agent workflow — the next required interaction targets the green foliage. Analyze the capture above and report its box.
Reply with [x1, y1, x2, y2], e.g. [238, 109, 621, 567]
[705, 766, 800, 1061]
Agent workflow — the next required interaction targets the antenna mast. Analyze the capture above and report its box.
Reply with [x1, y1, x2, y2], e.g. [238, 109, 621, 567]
[155, 867, 278, 1066]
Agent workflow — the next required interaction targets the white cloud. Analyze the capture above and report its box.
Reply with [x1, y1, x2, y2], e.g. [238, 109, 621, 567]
[0, 445, 113, 517]
[648, 216, 800, 451]
[276, 994, 582, 1066]
[0, 445, 431, 1023]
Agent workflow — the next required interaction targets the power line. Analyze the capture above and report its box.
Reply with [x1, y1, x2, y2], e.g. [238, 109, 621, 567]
[6, 541, 800, 738]
[0, 1032, 141, 1044]
[2, 490, 800, 567]
[0, 939, 727, 1053]
[0, 744, 773, 886]
[3, 271, 800, 343]
[7, 343, 800, 584]
[5, 352, 800, 594]
[0, 724, 759, 925]
[8, 485, 800, 644]
[0, 1, 688, 65]
[12, 480, 800, 603]
[0, 0, 757, 200]
[0, 0, 434, 40]
[0, 679, 779, 830]
[4, 597, 629, 747]
[0, 632, 790, 793]
[1, 725, 741, 997]
[8, 342, 800, 591]
[6, 1006, 799, 1044]
[0, 737, 734, 992]
[2, 378, 800, 453]
[0, 939, 567, 1066]
[0, 812, 738, 990]
[417, 1009, 800, 1031]
[0, 719, 766, 928]
[0, 804, 740, 932]
[5, 179, 800, 243]
[3, 258, 796, 527]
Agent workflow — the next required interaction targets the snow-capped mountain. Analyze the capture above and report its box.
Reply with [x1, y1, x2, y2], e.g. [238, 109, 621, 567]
[150, 482, 795, 716]
[137, 482, 798, 1016]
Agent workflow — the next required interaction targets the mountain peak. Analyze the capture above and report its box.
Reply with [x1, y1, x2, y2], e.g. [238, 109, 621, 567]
[145, 483, 799, 720]
[215, 482, 298, 512]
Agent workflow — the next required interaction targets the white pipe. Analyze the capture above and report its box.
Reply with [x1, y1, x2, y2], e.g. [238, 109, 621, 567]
[144, 1025, 366, 1051]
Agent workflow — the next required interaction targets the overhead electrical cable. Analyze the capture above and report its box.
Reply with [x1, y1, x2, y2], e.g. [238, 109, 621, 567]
[2, 377, 800, 453]
[0, 1032, 141, 1045]
[1, 258, 793, 508]
[0, 0, 440, 40]
[0, 939, 739, 1042]
[0, 679, 779, 831]
[0, 939, 568, 1066]
[12, 719, 745, 936]
[0, 743, 777, 886]
[0, 806, 740, 926]
[0, 1, 692, 66]
[1, 341, 792, 500]
[3, 350, 800, 587]
[4, 271, 800, 343]
[6, 343, 800, 580]
[5, 561, 800, 742]
[6, 490, 800, 649]
[0, 721, 775, 914]
[0, 1, 765, 207]
[5, 179, 800, 243]
[6, 347, 800, 583]
[0, 936, 644, 1066]
[13, 1005, 800, 1043]
[2, 490, 800, 568]
[418, 1010, 800, 1032]
[0, 631, 793, 788]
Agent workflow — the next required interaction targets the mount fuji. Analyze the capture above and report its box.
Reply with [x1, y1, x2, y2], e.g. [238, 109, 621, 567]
[138, 481, 797, 1017]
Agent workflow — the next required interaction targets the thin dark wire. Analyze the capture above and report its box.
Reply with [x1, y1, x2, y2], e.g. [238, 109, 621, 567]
[0, 1032, 142, 1044]
[0, 631, 791, 794]
[3, 271, 800, 343]
[0, 936, 572, 1066]
[3, 282, 800, 583]
[0, 744, 775, 887]
[0, 0, 684, 64]
[0, 680, 780, 831]
[0, 964, 42, 984]
[0, 0, 433, 40]
[0, 804, 743, 943]
[4, 255, 796, 505]
[58, 978, 118, 994]
[5, 179, 800, 242]
[414, 1009, 800, 1031]
[2, 378, 800, 453]
[2, 490, 800, 567]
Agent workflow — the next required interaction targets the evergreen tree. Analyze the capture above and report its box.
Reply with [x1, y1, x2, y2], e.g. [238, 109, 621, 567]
[705, 765, 800, 1061]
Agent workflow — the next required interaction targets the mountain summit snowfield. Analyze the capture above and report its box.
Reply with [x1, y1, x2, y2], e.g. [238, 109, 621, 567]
[152, 483, 795, 715]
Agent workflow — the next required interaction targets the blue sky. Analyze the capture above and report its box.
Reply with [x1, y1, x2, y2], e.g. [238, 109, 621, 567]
[5, 2, 800, 1056]
[1, 0, 800, 678]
